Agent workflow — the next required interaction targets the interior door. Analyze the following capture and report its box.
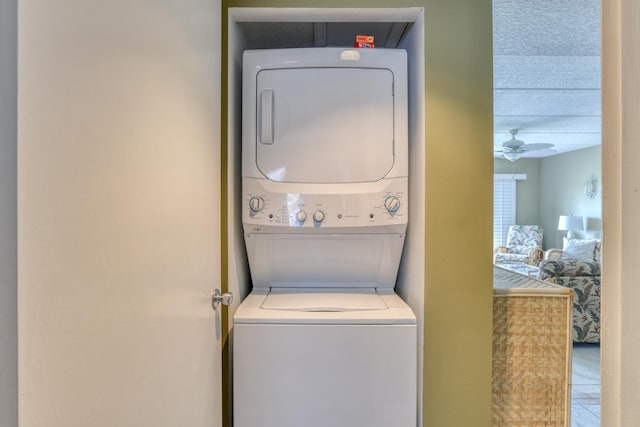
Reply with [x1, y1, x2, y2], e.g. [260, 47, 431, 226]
[18, 1, 223, 426]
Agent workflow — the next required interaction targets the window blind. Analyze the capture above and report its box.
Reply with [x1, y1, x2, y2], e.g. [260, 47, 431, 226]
[494, 174, 526, 247]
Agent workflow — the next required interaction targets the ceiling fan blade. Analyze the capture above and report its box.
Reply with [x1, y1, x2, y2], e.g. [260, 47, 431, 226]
[502, 139, 524, 149]
[522, 143, 554, 151]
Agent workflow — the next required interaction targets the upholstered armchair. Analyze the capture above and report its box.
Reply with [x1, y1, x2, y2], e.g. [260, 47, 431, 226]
[493, 225, 544, 266]
[538, 239, 601, 343]
[537, 259, 600, 343]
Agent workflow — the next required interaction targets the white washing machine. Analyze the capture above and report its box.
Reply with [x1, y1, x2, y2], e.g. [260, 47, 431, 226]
[234, 48, 416, 427]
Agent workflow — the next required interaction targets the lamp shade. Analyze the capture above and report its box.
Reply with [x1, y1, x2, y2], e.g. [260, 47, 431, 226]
[558, 215, 583, 231]
[503, 151, 523, 162]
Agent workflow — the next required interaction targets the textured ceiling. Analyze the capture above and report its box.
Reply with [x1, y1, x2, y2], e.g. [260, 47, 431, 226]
[493, 0, 601, 158]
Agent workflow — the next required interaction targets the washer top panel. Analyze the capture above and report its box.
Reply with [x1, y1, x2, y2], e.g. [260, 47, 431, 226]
[233, 288, 416, 325]
[261, 287, 388, 311]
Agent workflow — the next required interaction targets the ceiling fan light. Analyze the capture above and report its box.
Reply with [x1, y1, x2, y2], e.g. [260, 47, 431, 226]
[503, 151, 522, 161]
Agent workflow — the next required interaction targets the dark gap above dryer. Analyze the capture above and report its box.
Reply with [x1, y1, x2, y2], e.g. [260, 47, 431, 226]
[237, 22, 412, 49]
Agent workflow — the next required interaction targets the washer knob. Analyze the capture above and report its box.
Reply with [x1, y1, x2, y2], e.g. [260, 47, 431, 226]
[384, 196, 401, 213]
[248, 196, 265, 213]
[295, 210, 307, 223]
[313, 210, 326, 223]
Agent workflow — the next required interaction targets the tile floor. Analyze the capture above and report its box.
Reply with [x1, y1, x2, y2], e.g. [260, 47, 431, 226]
[571, 343, 600, 426]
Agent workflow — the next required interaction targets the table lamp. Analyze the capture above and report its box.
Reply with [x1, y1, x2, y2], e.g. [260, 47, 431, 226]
[558, 215, 583, 239]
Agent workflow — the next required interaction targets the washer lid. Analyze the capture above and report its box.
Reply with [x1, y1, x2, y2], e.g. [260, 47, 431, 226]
[234, 289, 416, 325]
[261, 288, 388, 312]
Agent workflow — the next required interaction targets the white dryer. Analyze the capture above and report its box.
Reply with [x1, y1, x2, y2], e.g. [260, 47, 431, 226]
[234, 48, 416, 427]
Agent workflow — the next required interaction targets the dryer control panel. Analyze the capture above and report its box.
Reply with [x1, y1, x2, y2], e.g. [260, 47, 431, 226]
[242, 177, 407, 232]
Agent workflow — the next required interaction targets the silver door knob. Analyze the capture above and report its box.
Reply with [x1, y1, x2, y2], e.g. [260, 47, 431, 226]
[211, 289, 233, 310]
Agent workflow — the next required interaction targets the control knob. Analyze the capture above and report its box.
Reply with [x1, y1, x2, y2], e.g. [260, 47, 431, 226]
[248, 196, 265, 213]
[295, 210, 307, 223]
[313, 210, 326, 223]
[384, 196, 401, 213]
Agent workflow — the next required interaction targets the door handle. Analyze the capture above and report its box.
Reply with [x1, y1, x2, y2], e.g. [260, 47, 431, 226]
[259, 89, 274, 144]
[211, 289, 233, 311]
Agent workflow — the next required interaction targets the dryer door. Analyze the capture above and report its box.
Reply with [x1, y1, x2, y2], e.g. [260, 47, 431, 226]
[255, 67, 395, 183]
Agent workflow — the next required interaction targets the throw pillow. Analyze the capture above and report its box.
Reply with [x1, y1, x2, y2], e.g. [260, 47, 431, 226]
[562, 238, 598, 261]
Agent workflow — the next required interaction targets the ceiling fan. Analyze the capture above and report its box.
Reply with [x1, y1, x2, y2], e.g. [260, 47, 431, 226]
[495, 129, 555, 161]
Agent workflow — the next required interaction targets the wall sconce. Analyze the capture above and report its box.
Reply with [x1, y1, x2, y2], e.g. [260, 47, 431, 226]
[585, 174, 597, 199]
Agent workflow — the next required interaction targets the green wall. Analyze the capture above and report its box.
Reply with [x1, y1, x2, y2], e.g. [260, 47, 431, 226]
[0, 0, 18, 424]
[223, 2, 494, 426]
[494, 146, 602, 250]
[540, 146, 602, 249]
[423, 2, 492, 426]
[494, 158, 542, 225]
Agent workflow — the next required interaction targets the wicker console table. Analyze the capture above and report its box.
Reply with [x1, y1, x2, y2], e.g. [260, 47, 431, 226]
[492, 265, 573, 427]
[497, 262, 539, 277]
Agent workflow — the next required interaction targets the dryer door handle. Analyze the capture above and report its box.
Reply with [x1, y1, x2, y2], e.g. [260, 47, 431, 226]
[259, 89, 274, 144]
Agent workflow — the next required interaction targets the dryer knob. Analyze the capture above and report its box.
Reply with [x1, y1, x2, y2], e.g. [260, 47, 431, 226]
[313, 210, 325, 223]
[384, 196, 401, 213]
[249, 196, 265, 213]
[295, 210, 307, 223]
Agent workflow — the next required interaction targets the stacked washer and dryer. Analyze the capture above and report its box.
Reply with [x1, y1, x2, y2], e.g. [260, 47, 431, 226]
[233, 47, 417, 427]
